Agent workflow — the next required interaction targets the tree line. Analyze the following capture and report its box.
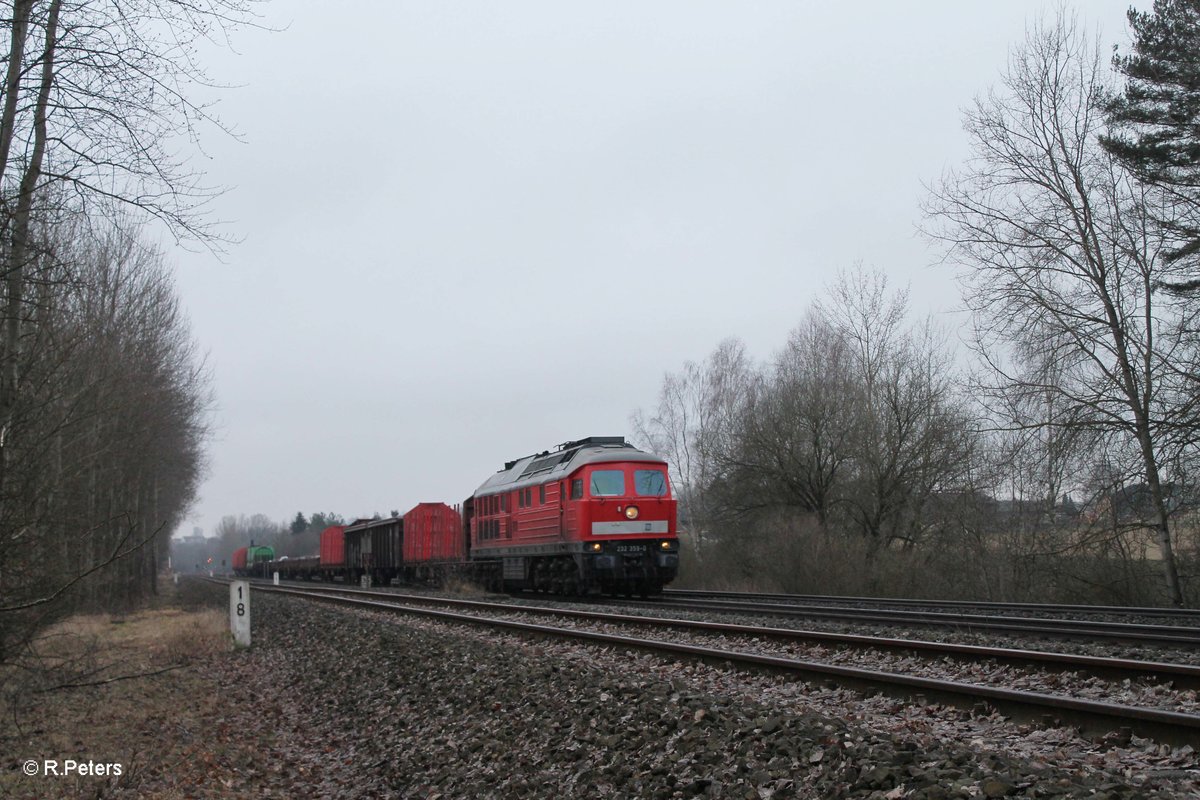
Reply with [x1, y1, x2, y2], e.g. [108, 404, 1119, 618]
[0, 0, 261, 662]
[636, 3, 1200, 608]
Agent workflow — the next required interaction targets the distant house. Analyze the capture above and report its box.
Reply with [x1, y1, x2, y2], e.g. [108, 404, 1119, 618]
[1082, 483, 1198, 524]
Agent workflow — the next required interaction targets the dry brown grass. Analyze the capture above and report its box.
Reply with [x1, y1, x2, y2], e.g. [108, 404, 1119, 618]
[442, 574, 491, 597]
[0, 586, 234, 799]
[29, 606, 228, 668]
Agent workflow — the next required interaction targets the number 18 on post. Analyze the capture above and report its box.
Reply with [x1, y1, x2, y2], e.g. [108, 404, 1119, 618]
[230, 580, 250, 647]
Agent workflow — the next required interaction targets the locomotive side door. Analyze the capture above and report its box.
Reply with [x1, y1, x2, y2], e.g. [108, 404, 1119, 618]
[554, 480, 564, 540]
[559, 480, 570, 538]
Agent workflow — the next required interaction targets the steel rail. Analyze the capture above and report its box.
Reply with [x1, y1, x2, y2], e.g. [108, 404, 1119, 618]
[664, 589, 1200, 621]
[222, 580, 1200, 747]
[667, 587, 1200, 623]
[630, 597, 1200, 648]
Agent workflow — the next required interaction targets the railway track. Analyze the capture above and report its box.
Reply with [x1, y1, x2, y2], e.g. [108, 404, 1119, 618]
[247, 580, 1200, 688]
[628, 595, 1200, 649]
[218, 578, 1200, 746]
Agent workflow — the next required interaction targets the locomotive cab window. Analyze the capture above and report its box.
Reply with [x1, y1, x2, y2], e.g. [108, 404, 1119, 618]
[635, 469, 668, 496]
[590, 470, 624, 497]
[571, 479, 583, 499]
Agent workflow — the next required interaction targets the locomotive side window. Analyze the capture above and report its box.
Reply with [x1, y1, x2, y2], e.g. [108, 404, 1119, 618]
[539, 484, 545, 505]
[634, 469, 668, 496]
[571, 479, 583, 499]
[590, 470, 624, 497]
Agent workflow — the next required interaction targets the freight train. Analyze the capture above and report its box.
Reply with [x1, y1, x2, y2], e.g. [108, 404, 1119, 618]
[232, 437, 680, 595]
[231, 545, 275, 574]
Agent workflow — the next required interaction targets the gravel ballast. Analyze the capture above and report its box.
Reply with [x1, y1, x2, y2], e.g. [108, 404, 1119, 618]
[156, 584, 1200, 798]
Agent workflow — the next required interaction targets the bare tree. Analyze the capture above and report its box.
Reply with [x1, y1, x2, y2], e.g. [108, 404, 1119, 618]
[818, 268, 976, 552]
[635, 269, 979, 593]
[925, 11, 1198, 605]
[719, 311, 860, 529]
[0, 0, 258, 494]
[0, 0, 260, 650]
[631, 337, 754, 561]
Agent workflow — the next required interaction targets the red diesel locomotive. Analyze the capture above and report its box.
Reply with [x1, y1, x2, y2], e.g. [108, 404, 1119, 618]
[468, 436, 679, 595]
[247, 437, 680, 595]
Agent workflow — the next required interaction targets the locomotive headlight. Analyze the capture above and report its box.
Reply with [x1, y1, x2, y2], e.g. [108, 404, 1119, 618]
[660, 541, 671, 550]
[625, 505, 639, 520]
[591, 542, 602, 552]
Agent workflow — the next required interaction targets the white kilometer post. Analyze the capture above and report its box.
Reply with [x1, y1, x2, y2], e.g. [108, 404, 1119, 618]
[230, 580, 251, 647]
[273, 571, 279, 586]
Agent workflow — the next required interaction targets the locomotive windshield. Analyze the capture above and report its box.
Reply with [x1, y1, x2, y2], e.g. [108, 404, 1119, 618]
[634, 469, 668, 496]
[589, 470, 624, 496]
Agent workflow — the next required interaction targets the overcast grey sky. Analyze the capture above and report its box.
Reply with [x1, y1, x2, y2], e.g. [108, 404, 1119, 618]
[170, 0, 1148, 537]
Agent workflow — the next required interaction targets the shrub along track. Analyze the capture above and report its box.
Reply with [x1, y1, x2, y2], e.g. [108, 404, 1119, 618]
[222, 579, 1200, 748]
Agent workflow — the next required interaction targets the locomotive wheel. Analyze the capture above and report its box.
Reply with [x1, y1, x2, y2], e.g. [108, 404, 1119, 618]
[558, 558, 581, 597]
[563, 576, 579, 597]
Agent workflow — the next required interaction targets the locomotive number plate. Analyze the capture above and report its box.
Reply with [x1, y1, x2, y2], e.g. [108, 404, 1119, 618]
[614, 545, 645, 554]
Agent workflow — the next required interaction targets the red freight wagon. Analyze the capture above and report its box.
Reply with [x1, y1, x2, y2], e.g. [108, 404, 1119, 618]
[402, 503, 464, 564]
[319, 525, 346, 566]
[232, 546, 248, 572]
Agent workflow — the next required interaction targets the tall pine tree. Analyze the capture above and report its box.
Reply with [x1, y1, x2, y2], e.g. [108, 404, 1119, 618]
[1103, 0, 1200, 273]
